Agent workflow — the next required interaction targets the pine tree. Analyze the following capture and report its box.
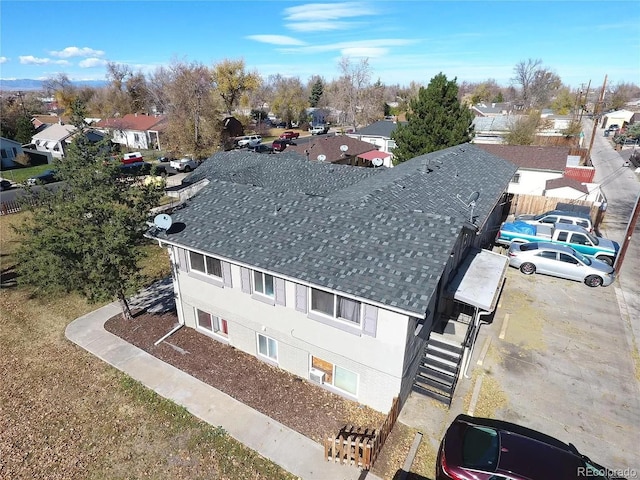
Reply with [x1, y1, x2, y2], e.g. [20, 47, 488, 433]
[14, 100, 164, 320]
[14, 115, 36, 144]
[392, 73, 474, 165]
[309, 78, 324, 107]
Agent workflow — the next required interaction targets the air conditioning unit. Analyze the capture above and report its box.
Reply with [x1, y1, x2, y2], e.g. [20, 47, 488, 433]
[309, 368, 325, 384]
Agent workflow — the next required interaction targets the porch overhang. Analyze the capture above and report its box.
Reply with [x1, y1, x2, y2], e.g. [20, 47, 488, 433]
[446, 248, 508, 312]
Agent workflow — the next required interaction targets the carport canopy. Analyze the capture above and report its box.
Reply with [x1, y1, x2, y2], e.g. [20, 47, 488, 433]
[446, 248, 508, 312]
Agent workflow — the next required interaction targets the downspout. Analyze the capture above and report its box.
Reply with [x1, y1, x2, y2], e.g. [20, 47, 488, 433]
[153, 242, 185, 346]
[463, 308, 493, 379]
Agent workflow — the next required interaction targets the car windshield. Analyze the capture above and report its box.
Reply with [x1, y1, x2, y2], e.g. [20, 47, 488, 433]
[585, 231, 599, 245]
[573, 250, 592, 265]
[462, 426, 499, 471]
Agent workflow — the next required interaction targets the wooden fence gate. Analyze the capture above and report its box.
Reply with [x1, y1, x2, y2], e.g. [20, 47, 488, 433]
[324, 396, 400, 470]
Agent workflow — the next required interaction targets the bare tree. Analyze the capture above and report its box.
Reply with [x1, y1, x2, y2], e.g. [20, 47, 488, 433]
[164, 61, 220, 158]
[336, 57, 372, 127]
[512, 59, 561, 108]
[606, 82, 640, 111]
[147, 66, 172, 114]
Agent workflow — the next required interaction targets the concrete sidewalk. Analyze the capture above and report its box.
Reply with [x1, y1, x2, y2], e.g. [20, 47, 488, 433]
[65, 301, 381, 480]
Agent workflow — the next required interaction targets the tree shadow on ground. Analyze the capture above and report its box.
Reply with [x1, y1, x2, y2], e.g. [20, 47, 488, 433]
[1, 265, 17, 288]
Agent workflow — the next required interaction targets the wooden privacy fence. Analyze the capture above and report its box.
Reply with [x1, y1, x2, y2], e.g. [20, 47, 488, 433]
[508, 194, 599, 219]
[324, 396, 400, 470]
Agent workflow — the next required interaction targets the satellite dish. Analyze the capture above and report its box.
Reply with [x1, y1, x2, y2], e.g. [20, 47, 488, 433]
[154, 213, 173, 231]
[468, 191, 480, 204]
[371, 157, 383, 167]
[340, 144, 349, 152]
[317, 154, 326, 162]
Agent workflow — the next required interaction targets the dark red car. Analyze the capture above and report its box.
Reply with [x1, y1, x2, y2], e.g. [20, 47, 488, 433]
[437, 414, 622, 480]
[279, 130, 299, 140]
[272, 138, 294, 151]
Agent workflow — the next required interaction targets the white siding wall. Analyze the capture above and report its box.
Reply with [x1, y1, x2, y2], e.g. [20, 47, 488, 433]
[171, 246, 410, 412]
[507, 169, 563, 196]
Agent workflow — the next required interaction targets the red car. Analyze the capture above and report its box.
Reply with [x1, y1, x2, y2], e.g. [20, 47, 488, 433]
[272, 139, 294, 151]
[437, 414, 622, 480]
[279, 131, 300, 140]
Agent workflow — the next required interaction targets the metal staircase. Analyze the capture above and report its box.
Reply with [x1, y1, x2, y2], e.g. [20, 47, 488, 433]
[413, 332, 464, 406]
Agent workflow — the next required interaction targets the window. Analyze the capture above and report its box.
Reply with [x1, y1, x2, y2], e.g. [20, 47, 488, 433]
[257, 334, 277, 361]
[12, 147, 17, 156]
[540, 216, 558, 224]
[559, 253, 579, 264]
[536, 251, 557, 260]
[311, 356, 358, 395]
[196, 309, 228, 336]
[189, 251, 222, 278]
[1, 149, 6, 159]
[310, 288, 361, 324]
[134, 133, 140, 142]
[511, 173, 520, 184]
[571, 233, 590, 245]
[253, 271, 274, 297]
[557, 232, 568, 242]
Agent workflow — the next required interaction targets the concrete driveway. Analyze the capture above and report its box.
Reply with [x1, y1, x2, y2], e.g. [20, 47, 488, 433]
[401, 266, 640, 475]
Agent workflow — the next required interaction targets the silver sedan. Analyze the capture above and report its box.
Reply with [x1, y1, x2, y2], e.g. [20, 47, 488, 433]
[507, 242, 615, 287]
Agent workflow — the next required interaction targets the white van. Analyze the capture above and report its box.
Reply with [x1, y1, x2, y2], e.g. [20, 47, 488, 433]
[516, 210, 593, 232]
[236, 135, 262, 148]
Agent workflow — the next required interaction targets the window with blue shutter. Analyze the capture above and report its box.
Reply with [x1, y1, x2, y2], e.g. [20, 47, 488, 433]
[362, 304, 378, 337]
[295, 284, 308, 313]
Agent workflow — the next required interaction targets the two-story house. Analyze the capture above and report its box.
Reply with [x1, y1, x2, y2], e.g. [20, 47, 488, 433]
[346, 120, 402, 167]
[147, 144, 516, 412]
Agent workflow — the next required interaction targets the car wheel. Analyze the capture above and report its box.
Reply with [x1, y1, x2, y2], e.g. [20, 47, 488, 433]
[599, 256, 614, 266]
[585, 275, 603, 287]
[520, 262, 536, 275]
[184, 166, 192, 172]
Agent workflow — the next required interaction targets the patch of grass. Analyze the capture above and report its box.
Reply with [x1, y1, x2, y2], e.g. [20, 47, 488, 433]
[1, 164, 54, 183]
[138, 241, 172, 283]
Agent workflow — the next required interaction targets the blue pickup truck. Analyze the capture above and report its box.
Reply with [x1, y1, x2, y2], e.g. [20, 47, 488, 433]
[496, 221, 619, 265]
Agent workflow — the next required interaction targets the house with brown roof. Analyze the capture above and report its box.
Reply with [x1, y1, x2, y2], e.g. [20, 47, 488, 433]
[477, 144, 603, 204]
[287, 135, 379, 166]
[95, 113, 166, 150]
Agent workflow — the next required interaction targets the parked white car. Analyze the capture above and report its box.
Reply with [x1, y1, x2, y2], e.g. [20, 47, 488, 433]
[237, 135, 262, 148]
[309, 125, 329, 135]
[169, 158, 199, 172]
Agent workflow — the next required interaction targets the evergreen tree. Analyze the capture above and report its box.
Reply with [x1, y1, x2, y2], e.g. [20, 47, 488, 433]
[15, 115, 36, 144]
[391, 73, 474, 165]
[14, 100, 164, 320]
[309, 78, 324, 107]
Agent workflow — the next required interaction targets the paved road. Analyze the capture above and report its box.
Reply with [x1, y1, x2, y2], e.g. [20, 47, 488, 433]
[583, 118, 640, 357]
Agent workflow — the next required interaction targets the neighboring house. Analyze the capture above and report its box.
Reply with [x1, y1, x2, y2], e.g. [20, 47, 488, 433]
[477, 144, 600, 203]
[31, 123, 76, 159]
[306, 107, 331, 126]
[346, 120, 403, 166]
[147, 144, 517, 412]
[471, 115, 524, 144]
[544, 177, 604, 204]
[287, 135, 379, 166]
[600, 109, 635, 130]
[2, 136, 54, 168]
[95, 113, 166, 150]
[470, 102, 512, 117]
[31, 115, 71, 134]
[0, 137, 24, 168]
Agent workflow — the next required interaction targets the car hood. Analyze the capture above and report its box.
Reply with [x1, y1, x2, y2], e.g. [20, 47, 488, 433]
[596, 237, 619, 253]
[588, 257, 615, 275]
[515, 214, 536, 220]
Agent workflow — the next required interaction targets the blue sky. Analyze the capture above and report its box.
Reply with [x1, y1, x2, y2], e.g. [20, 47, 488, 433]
[1, 1, 638, 88]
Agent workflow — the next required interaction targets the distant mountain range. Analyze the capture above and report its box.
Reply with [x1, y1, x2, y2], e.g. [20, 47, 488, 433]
[0, 79, 107, 91]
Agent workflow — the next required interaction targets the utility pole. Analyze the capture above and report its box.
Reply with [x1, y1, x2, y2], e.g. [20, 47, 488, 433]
[586, 75, 608, 164]
[577, 80, 591, 123]
[614, 190, 640, 277]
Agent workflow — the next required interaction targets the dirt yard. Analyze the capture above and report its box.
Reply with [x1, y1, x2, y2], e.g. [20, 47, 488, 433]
[105, 310, 387, 445]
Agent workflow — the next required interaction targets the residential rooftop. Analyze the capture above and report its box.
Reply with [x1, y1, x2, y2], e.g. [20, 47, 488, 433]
[151, 144, 516, 316]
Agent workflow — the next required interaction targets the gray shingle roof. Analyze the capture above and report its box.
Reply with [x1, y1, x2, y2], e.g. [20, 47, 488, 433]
[153, 144, 516, 316]
[351, 120, 404, 138]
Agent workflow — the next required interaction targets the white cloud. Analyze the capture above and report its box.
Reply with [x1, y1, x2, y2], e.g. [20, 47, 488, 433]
[79, 57, 108, 68]
[0, 56, 7, 64]
[19, 56, 69, 65]
[284, 2, 376, 32]
[340, 47, 388, 58]
[286, 21, 354, 32]
[50, 46, 105, 58]
[281, 38, 417, 55]
[246, 35, 306, 46]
